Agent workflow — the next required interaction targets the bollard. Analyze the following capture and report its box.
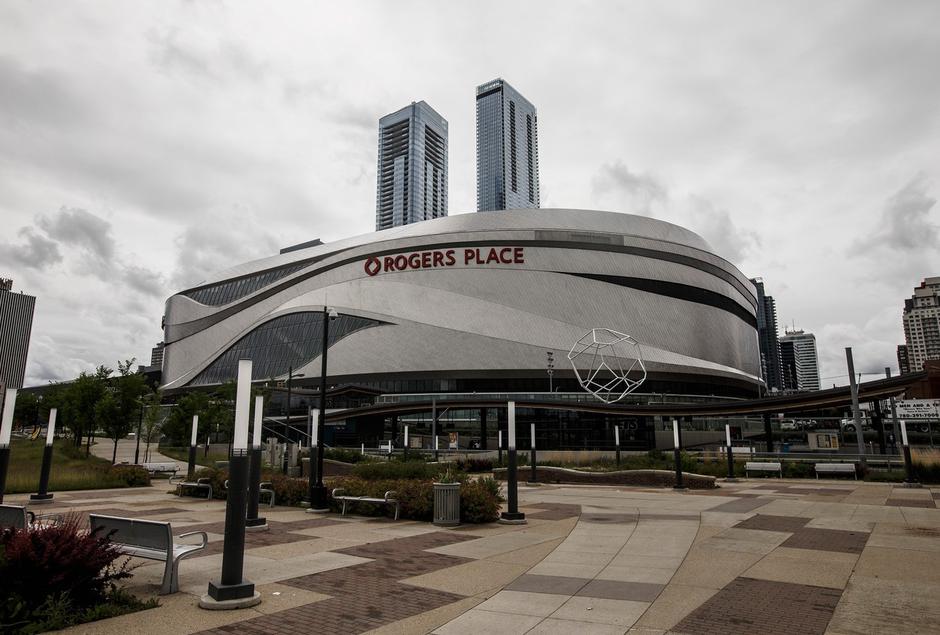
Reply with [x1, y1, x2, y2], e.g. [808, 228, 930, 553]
[498, 430, 503, 466]
[30, 408, 58, 502]
[188, 415, 199, 480]
[530, 423, 537, 483]
[614, 425, 621, 468]
[725, 424, 736, 481]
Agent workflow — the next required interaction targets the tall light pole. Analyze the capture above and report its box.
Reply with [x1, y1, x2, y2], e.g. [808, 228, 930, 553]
[134, 399, 144, 464]
[308, 306, 337, 512]
[546, 351, 554, 392]
[30, 408, 57, 503]
[284, 368, 305, 474]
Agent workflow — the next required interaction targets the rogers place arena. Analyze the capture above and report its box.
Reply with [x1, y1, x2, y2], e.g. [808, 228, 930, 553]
[160, 209, 762, 448]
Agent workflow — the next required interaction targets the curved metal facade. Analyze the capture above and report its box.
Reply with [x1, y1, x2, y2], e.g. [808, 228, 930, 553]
[160, 209, 761, 395]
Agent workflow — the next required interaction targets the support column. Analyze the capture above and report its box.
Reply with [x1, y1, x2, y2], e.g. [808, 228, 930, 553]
[763, 413, 774, 453]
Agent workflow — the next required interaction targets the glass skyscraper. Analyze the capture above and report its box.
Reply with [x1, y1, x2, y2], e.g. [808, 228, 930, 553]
[476, 78, 540, 211]
[375, 101, 448, 231]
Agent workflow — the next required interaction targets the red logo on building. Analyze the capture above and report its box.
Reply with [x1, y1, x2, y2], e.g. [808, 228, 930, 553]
[363, 247, 525, 276]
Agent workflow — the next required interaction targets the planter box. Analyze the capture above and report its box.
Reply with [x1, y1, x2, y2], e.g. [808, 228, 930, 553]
[433, 482, 460, 526]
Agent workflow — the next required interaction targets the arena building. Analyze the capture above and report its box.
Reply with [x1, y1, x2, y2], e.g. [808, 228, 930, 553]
[160, 209, 761, 447]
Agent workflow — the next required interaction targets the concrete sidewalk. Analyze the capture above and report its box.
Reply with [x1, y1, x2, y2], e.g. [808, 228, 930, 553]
[89, 437, 187, 472]
[5, 477, 939, 634]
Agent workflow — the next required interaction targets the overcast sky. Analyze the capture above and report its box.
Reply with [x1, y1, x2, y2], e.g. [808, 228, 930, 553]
[2, 0, 938, 388]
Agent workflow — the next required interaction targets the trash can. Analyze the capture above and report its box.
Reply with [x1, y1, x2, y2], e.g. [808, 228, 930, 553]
[433, 483, 460, 527]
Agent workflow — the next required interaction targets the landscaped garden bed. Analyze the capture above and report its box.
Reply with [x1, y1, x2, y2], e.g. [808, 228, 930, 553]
[4, 439, 150, 494]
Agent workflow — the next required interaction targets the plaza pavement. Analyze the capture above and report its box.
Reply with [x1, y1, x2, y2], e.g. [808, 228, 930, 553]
[5, 476, 940, 634]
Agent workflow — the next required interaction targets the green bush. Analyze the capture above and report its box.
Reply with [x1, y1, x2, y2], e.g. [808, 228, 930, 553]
[782, 462, 815, 478]
[913, 462, 940, 484]
[460, 479, 501, 523]
[324, 448, 375, 464]
[265, 473, 309, 506]
[865, 469, 905, 482]
[455, 458, 495, 473]
[108, 465, 151, 487]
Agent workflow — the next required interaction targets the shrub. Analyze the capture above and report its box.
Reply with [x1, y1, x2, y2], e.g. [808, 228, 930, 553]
[455, 458, 494, 473]
[265, 473, 309, 506]
[324, 448, 374, 464]
[108, 465, 150, 487]
[0, 515, 143, 632]
[782, 462, 815, 478]
[460, 479, 501, 523]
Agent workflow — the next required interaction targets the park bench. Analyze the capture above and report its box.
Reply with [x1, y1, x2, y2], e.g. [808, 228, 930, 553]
[0, 504, 62, 529]
[141, 462, 179, 478]
[223, 479, 276, 507]
[89, 513, 207, 595]
[745, 461, 783, 478]
[331, 488, 399, 520]
[815, 463, 857, 480]
[172, 476, 213, 499]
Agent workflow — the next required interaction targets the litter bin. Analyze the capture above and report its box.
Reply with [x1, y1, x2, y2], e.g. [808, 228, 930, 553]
[433, 482, 460, 526]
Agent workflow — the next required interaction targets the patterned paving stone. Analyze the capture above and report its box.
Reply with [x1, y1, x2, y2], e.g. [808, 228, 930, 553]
[672, 577, 842, 635]
[575, 579, 664, 602]
[734, 514, 811, 533]
[781, 527, 869, 554]
[708, 497, 772, 513]
[886, 498, 937, 508]
[504, 574, 590, 596]
[525, 502, 582, 520]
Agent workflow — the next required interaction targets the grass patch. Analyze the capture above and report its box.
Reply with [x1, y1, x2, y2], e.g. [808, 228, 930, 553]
[4, 439, 149, 494]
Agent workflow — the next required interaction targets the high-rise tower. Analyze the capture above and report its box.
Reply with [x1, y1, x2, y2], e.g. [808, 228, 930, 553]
[750, 278, 783, 392]
[375, 101, 448, 231]
[902, 277, 940, 371]
[476, 78, 540, 211]
[779, 328, 820, 392]
[0, 278, 36, 390]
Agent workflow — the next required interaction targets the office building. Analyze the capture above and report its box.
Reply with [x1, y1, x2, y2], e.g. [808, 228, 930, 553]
[476, 78, 540, 211]
[898, 344, 911, 375]
[750, 278, 783, 392]
[375, 101, 448, 231]
[779, 328, 820, 391]
[0, 278, 36, 390]
[151, 342, 165, 368]
[902, 277, 940, 371]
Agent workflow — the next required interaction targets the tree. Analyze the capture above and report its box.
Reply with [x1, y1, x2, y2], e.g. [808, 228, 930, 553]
[12, 392, 40, 433]
[60, 366, 111, 448]
[164, 391, 211, 446]
[94, 391, 122, 463]
[141, 389, 165, 462]
[101, 359, 148, 463]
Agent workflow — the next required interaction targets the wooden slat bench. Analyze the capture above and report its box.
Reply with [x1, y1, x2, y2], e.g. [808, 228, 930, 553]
[745, 461, 783, 478]
[815, 463, 857, 480]
[89, 514, 207, 594]
[331, 488, 399, 520]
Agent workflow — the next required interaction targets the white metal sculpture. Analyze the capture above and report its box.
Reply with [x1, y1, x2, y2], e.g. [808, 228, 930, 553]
[568, 328, 646, 404]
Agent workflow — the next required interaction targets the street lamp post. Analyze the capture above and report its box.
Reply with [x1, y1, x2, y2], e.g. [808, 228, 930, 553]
[201, 359, 261, 609]
[134, 400, 144, 464]
[308, 306, 337, 512]
[0, 389, 16, 504]
[546, 351, 554, 392]
[283, 367, 304, 474]
[30, 408, 58, 503]
[499, 401, 526, 524]
[246, 395, 267, 531]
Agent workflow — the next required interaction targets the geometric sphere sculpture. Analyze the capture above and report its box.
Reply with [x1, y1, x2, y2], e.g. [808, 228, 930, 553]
[567, 328, 647, 404]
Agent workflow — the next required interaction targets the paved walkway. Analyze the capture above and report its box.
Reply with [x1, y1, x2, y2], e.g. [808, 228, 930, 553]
[89, 437, 188, 472]
[6, 477, 940, 634]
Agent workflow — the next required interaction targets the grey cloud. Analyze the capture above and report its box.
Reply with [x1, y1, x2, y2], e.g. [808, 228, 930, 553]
[0, 227, 62, 269]
[854, 173, 937, 252]
[37, 206, 115, 261]
[591, 161, 667, 216]
[172, 216, 281, 289]
[0, 55, 91, 128]
[121, 265, 166, 298]
[687, 197, 761, 264]
[147, 28, 268, 83]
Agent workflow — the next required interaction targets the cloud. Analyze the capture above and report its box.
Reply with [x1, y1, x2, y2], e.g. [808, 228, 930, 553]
[172, 214, 281, 288]
[37, 206, 115, 261]
[591, 161, 667, 216]
[686, 196, 761, 264]
[121, 265, 167, 298]
[0, 227, 62, 269]
[853, 173, 937, 252]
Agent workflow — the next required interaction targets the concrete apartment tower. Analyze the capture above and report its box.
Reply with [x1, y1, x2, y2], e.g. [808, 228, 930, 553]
[902, 276, 940, 371]
[476, 78, 540, 211]
[0, 278, 36, 391]
[375, 101, 448, 231]
[750, 278, 783, 392]
[779, 328, 820, 391]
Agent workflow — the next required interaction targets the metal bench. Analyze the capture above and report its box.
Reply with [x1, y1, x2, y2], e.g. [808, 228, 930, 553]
[331, 488, 399, 520]
[173, 476, 213, 499]
[745, 461, 782, 478]
[141, 462, 179, 477]
[89, 513, 207, 594]
[223, 479, 276, 507]
[815, 463, 857, 480]
[0, 503, 62, 529]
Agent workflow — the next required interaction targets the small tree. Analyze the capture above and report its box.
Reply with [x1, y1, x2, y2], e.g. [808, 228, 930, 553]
[94, 391, 122, 464]
[141, 389, 165, 462]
